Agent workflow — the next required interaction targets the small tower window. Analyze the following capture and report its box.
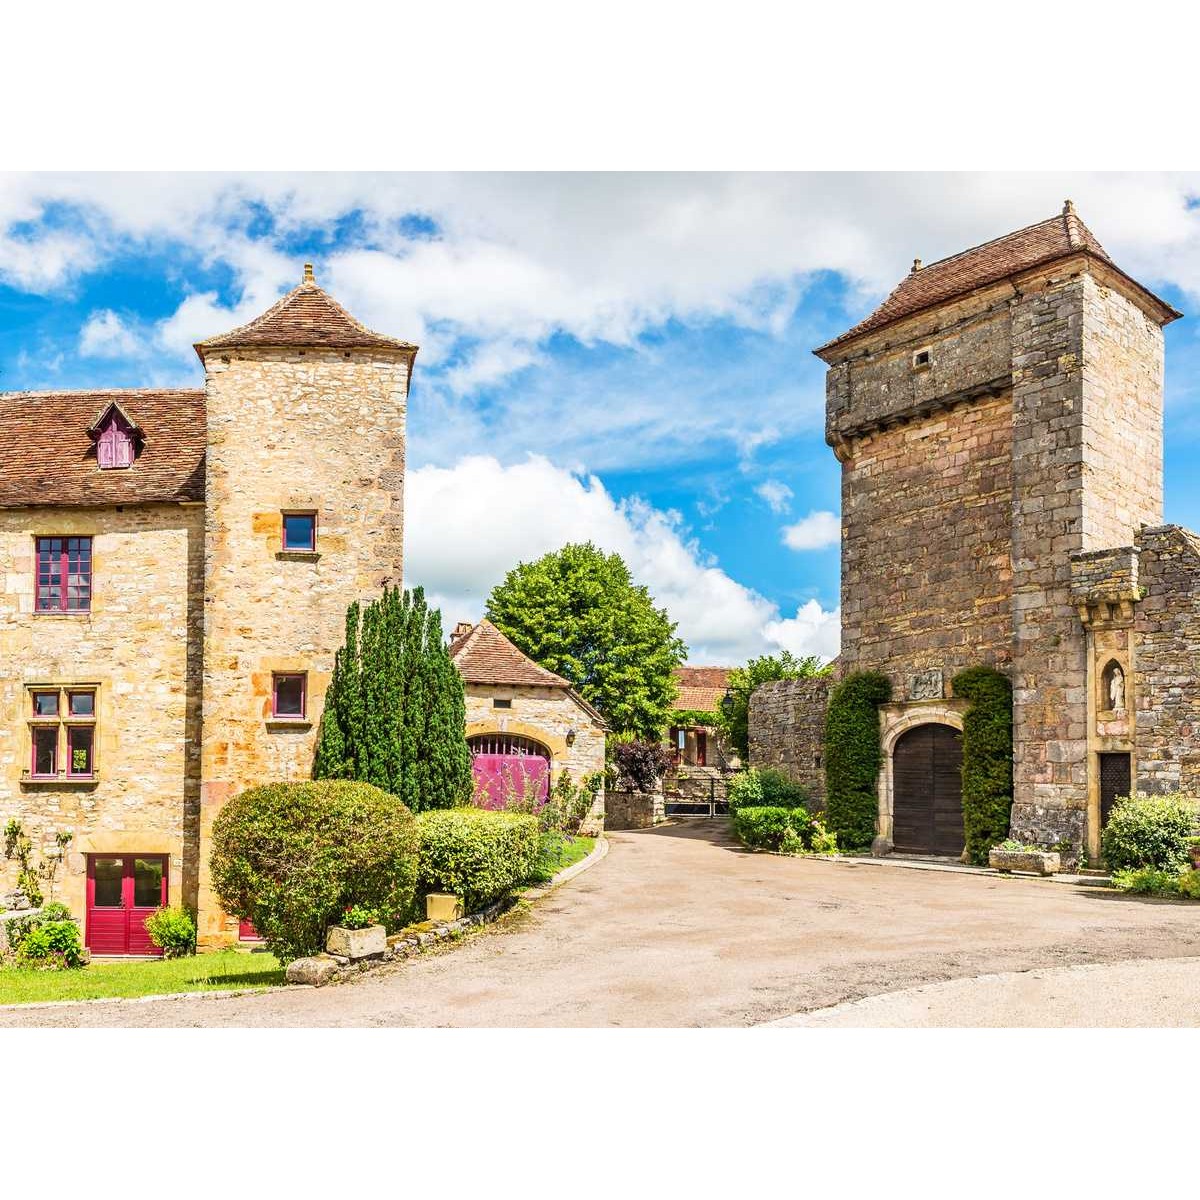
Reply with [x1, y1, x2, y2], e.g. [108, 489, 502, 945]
[96, 411, 135, 469]
[913, 348, 932, 369]
[272, 673, 307, 719]
[282, 512, 317, 552]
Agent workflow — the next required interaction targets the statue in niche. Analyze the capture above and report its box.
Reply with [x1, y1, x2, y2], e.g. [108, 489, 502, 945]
[1107, 663, 1125, 713]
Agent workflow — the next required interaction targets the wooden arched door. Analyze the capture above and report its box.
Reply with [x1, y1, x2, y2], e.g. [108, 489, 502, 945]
[892, 723, 964, 856]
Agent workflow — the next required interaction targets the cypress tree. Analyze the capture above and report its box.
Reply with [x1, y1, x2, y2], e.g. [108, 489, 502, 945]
[313, 585, 473, 811]
[823, 671, 891, 850]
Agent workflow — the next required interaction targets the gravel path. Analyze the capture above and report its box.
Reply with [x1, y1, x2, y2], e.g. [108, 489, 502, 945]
[3, 820, 1198, 1027]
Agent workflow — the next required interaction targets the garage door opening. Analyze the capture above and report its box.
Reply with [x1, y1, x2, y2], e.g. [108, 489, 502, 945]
[468, 733, 551, 808]
[891, 723, 964, 857]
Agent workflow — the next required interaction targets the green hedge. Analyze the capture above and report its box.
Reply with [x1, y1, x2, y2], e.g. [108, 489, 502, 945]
[418, 809, 540, 911]
[951, 666, 1014, 865]
[732, 805, 812, 851]
[210, 780, 420, 964]
[727, 767, 809, 815]
[823, 672, 890, 850]
[1101, 793, 1195, 872]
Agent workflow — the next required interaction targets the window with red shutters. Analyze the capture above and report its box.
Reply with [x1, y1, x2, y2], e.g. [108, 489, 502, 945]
[96, 411, 135, 469]
[35, 537, 92, 613]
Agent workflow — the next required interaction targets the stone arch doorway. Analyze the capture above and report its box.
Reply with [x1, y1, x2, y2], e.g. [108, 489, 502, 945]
[467, 732, 552, 808]
[891, 722, 964, 856]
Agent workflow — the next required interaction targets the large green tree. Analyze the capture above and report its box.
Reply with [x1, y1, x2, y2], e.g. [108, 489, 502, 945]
[313, 586, 473, 812]
[719, 650, 831, 760]
[485, 542, 686, 738]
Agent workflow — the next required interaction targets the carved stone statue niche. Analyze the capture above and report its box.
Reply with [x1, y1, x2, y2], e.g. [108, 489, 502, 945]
[1102, 661, 1126, 713]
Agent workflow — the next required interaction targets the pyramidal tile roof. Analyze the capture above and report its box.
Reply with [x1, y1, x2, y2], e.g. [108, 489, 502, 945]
[450, 619, 571, 688]
[195, 264, 417, 356]
[816, 203, 1179, 357]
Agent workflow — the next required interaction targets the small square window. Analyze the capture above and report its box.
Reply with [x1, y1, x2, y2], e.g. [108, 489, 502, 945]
[913, 349, 932, 368]
[68, 690, 95, 717]
[282, 512, 317, 552]
[33, 691, 60, 717]
[273, 673, 307, 719]
[32, 726, 58, 776]
[493, 698, 512, 709]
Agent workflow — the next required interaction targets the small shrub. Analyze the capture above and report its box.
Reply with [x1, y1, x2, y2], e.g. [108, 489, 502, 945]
[613, 739, 672, 792]
[1177, 869, 1200, 900]
[418, 808, 540, 911]
[210, 780, 420, 965]
[732, 806, 792, 850]
[1101, 793, 1195, 872]
[3, 902, 72, 955]
[758, 768, 810, 810]
[726, 769, 764, 815]
[809, 819, 838, 856]
[16, 920, 84, 969]
[337, 905, 379, 930]
[144, 907, 196, 958]
[1110, 867, 1181, 897]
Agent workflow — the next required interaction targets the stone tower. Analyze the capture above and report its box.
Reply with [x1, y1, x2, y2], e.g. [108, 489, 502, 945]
[193, 267, 416, 946]
[815, 204, 1179, 854]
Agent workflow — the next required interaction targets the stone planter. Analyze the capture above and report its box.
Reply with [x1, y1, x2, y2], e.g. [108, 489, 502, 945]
[426, 892, 464, 922]
[325, 924, 387, 960]
[988, 848, 1061, 876]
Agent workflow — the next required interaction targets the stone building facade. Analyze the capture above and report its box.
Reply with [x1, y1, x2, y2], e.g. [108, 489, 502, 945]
[0, 268, 418, 950]
[450, 620, 606, 832]
[753, 204, 1200, 861]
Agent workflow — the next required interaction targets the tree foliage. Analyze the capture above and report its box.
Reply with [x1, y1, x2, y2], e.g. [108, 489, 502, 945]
[210, 780, 420, 963]
[720, 651, 830, 761]
[952, 666, 1014, 865]
[313, 586, 473, 812]
[823, 671, 891, 850]
[485, 542, 686, 738]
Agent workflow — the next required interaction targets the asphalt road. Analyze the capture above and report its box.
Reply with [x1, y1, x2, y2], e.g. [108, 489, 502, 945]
[3, 820, 1198, 1027]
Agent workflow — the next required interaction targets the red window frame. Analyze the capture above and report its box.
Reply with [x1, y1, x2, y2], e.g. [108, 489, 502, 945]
[35, 536, 92, 613]
[281, 511, 317, 552]
[67, 724, 95, 779]
[31, 726, 58, 778]
[272, 672, 307, 719]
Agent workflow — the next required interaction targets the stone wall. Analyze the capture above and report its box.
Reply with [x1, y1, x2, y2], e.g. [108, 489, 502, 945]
[0, 503, 204, 926]
[604, 788, 664, 830]
[748, 675, 831, 807]
[196, 346, 410, 946]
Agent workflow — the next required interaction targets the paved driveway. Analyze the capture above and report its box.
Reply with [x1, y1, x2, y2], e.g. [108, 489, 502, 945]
[4, 820, 1199, 1027]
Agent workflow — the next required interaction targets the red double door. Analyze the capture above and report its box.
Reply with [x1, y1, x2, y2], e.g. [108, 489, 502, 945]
[86, 854, 168, 956]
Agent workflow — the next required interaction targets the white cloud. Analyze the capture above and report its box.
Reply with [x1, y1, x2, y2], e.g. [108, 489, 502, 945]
[782, 510, 840, 551]
[79, 310, 143, 358]
[405, 454, 839, 664]
[755, 480, 793, 513]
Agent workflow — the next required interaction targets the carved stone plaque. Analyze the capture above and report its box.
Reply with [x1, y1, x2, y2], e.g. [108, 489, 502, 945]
[909, 669, 943, 700]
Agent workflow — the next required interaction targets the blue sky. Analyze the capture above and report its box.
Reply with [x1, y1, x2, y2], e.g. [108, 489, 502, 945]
[4, 173, 1200, 663]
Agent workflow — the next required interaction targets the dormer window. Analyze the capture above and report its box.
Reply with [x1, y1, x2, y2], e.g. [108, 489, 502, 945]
[93, 407, 137, 469]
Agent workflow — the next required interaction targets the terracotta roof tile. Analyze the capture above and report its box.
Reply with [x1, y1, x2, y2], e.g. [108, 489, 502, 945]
[672, 666, 732, 713]
[450, 620, 571, 688]
[815, 205, 1177, 357]
[0, 389, 206, 508]
[195, 267, 417, 356]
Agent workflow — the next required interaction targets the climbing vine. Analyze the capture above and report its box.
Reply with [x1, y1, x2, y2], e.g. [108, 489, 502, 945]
[823, 672, 891, 849]
[951, 666, 1014, 865]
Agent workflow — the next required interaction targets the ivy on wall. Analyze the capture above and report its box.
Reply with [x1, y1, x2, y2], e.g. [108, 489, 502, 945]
[951, 666, 1014, 865]
[823, 672, 891, 849]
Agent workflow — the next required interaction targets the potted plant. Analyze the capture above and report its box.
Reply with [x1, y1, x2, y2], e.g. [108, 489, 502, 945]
[325, 905, 387, 960]
[988, 839, 1062, 876]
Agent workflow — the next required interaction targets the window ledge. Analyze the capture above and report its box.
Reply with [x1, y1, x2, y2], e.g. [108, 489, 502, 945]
[265, 718, 312, 731]
[20, 774, 99, 789]
[275, 550, 321, 562]
[32, 611, 92, 618]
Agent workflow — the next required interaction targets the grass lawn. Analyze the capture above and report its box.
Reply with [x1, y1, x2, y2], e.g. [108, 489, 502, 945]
[0, 949, 284, 1006]
[527, 834, 596, 884]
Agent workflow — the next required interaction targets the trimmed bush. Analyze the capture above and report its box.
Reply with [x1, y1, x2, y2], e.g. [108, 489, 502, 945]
[1101, 792, 1195, 872]
[824, 672, 891, 850]
[1110, 867, 1181, 897]
[726, 768, 764, 815]
[418, 809, 540, 911]
[758, 768, 810, 810]
[210, 780, 420, 964]
[951, 666, 1014, 865]
[15, 920, 83, 969]
[144, 907, 197, 958]
[732, 805, 813, 852]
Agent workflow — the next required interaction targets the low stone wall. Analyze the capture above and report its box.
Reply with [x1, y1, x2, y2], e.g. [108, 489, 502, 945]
[748, 675, 832, 808]
[665, 765, 728, 806]
[605, 788, 665, 830]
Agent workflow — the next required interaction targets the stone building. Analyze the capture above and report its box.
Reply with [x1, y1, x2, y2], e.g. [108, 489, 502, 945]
[0, 267, 415, 950]
[450, 620, 606, 830]
[753, 203, 1200, 862]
